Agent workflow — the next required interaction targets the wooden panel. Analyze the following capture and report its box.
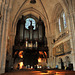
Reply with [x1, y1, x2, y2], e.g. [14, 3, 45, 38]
[54, 40, 71, 56]
[55, 43, 64, 56]
[64, 40, 71, 53]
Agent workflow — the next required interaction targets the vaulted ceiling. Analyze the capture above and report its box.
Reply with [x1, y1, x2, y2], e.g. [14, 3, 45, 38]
[0, 0, 69, 37]
[11, 0, 60, 23]
[11, 0, 65, 35]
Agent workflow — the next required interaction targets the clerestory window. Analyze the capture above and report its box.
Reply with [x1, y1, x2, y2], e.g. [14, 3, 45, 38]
[59, 18, 61, 32]
[63, 13, 67, 28]
[58, 12, 67, 33]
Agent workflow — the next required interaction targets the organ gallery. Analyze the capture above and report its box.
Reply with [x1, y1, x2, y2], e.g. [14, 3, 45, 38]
[13, 15, 48, 66]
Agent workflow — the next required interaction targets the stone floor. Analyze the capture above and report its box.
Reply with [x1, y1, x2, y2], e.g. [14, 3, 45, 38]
[1, 69, 75, 75]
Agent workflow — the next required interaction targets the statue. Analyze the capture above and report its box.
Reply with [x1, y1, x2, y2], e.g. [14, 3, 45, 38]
[30, 20, 32, 26]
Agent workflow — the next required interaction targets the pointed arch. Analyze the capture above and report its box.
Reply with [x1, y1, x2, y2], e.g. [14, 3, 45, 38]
[12, 7, 49, 36]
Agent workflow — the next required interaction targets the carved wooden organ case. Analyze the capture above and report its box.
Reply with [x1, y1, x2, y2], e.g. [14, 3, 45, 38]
[13, 16, 49, 65]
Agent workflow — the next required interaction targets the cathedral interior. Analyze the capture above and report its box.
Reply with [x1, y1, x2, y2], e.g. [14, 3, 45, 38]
[0, 0, 75, 74]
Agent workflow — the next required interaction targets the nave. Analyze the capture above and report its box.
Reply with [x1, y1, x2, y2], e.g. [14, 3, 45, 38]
[1, 70, 75, 75]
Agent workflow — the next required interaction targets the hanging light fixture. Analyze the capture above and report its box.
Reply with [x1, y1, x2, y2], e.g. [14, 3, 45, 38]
[30, 0, 36, 4]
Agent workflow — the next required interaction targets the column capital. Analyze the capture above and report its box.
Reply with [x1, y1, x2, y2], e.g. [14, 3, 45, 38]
[0, 0, 2, 4]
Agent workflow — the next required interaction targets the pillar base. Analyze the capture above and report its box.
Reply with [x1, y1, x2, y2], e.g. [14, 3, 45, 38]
[0, 69, 5, 74]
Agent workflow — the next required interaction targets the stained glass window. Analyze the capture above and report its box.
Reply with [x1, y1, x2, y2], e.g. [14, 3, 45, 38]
[59, 18, 61, 32]
[63, 13, 67, 28]
[25, 18, 36, 30]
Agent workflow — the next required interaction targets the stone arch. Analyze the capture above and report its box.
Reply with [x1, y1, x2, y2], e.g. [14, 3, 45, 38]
[50, 1, 70, 27]
[22, 14, 38, 21]
[12, 7, 49, 37]
[58, 57, 64, 69]
[11, 0, 51, 35]
[65, 56, 70, 62]
[51, 3, 64, 22]
[65, 56, 71, 66]
[51, 1, 69, 28]
[50, 2, 70, 39]
[50, 3, 64, 39]
[58, 58, 62, 64]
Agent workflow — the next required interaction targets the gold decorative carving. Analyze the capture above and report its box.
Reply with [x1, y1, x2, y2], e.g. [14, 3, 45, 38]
[64, 40, 71, 53]
[53, 40, 71, 56]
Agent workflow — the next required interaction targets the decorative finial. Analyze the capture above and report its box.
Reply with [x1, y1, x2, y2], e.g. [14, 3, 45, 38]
[39, 16, 41, 21]
[22, 15, 24, 19]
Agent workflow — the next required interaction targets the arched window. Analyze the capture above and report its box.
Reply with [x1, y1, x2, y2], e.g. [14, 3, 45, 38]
[63, 13, 67, 28]
[58, 12, 67, 33]
[59, 18, 61, 32]
[25, 18, 36, 30]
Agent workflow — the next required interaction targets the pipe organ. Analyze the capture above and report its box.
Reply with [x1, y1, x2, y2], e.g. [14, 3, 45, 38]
[18, 19, 44, 42]
[13, 16, 48, 66]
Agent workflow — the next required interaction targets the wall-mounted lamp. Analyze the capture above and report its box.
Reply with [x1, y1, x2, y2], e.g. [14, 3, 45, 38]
[30, 0, 36, 4]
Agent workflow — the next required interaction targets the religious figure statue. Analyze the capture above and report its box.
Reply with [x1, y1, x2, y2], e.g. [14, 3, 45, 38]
[30, 20, 32, 26]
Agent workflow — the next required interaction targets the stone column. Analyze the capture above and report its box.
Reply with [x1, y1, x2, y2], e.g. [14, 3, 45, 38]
[8, 35, 14, 70]
[67, 0, 75, 70]
[47, 36, 53, 68]
[0, 4, 10, 74]
[70, 12, 75, 71]
[0, 2, 5, 74]
[0, 1, 2, 50]
[47, 21, 56, 68]
[0, 1, 4, 55]
[45, 26, 51, 67]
